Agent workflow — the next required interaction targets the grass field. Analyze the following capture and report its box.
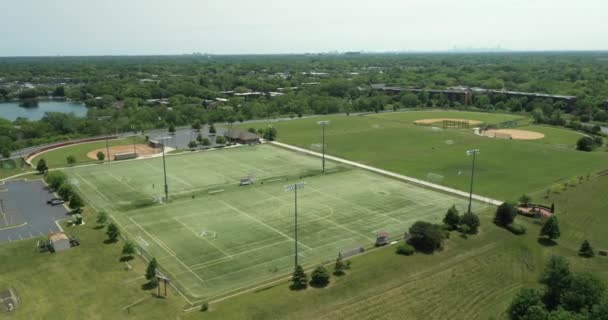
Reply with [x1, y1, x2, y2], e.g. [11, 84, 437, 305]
[30, 136, 146, 169]
[180, 174, 608, 320]
[239, 110, 608, 200]
[0, 157, 30, 180]
[62, 144, 489, 301]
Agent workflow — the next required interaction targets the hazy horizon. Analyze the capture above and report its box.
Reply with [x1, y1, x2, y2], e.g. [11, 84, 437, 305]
[1, 0, 607, 57]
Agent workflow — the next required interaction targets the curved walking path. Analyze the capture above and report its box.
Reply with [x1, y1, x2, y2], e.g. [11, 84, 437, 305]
[270, 141, 504, 206]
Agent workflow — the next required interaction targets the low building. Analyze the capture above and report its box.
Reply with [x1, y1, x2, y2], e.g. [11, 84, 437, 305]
[114, 152, 138, 161]
[49, 232, 71, 252]
[224, 130, 260, 144]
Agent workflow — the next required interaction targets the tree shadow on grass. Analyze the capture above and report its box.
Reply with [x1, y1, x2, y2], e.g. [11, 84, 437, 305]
[141, 281, 158, 291]
[93, 225, 105, 230]
[103, 238, 119, 244]
[119, 256, 134, 262]
[537, 237, 557, 247]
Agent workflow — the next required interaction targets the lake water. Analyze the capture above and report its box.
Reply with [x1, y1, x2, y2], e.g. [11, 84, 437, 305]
[0, 100, 88, 121]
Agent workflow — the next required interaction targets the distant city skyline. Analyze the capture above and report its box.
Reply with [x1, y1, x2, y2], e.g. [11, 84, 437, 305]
[1, 0, 607, 57]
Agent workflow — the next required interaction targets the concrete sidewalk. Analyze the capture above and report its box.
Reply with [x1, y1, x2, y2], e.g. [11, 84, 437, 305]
[270, 141, 504, 206]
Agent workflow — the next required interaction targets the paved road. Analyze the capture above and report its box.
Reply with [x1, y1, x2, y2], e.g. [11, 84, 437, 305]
[0, 179, 68, 243]
[270, 141, 504, 207]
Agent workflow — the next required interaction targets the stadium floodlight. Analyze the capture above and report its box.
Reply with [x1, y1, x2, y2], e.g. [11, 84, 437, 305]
[317, 121, 331, 173]
[465, 149, 480, 213]
[284, 182, 306, 268]
[158, 136, 173, 202]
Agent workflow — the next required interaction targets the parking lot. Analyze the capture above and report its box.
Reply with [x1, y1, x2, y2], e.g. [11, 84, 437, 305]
[0, 179, 68, 243]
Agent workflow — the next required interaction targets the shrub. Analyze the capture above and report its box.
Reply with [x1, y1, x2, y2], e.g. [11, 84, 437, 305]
[461, 212, 480, 234]
[396, 243, 414, 256]
[443, 205, 460, 230]
[200, 301, 209, 312]
[507, 223, 527, 235]
[45, 171, 67, 190]
[494, 202, 518, 227]
[309, 265, 330, 288]
[576, 136, 595, 152]
[408, 221, 443, 253]
[215, 136, 226, 145]
[96, 151, 105, 161]
[579, 240, 594, 258]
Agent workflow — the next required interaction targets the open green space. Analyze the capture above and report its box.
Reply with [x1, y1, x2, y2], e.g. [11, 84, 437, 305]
[63, 144, 488, 301]
[0, 207, 184, 320]
[239, 111, 608, 200]
[0, 158, 30, 180]
[30, 136, 146, 169]
[179, 174, 608, 320]
[368, 110, 527, 124]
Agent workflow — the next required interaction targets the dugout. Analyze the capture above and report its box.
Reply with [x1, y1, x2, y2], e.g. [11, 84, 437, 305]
[114, 151, 138, 161]
[148, 139, 163, 149]
[49, 232, 71, 252]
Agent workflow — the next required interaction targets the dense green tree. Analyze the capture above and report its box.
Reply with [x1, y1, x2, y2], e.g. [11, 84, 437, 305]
[521, 305, 549, 320]
[188, 141, 198, 149]
[576, 137, 595, 152]
[66, 155, 76, 165]
[192, 120, 202, 131]
[408, 221, 443, 253]
[68, 193, 84, 210]
[509, 288, 545, 320]
[540, 216, 561, 241]
[461, 212, 480, 234]
[96, 210, 108, 225]
[495, 202, 518, 227]
[209, 124, 216, 134]
[540, 256, 571, 309]
[96, 151, 105, 161]
[58, 183, 74, 201]
[145, 258, 159, 288]
[106, 223, 121, 242]
[309, 265, 330, 287]
[263, 126, 277, 140]
[45, 171, 67, 190]
[560, 272, 605, 313]
[578, 240, 594, 258]
[122, 241, 136, 259]
[334, 253, 346, 276]
[36, 158, 48, 174]
[201, 138, 211, 146]
[168, 124, 176, 134]
[290, 265, 308, 290]
[443, 205, 460, 230]
[215, 136, 226, 144]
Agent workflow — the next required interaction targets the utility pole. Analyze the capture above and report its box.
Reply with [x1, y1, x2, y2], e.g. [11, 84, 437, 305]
[317, 121, 330, 173]
[284, 182, 305, 268]
[159, 136, 172, 202]
[105, 138, 110, 163]
[466, 149, 480, 213]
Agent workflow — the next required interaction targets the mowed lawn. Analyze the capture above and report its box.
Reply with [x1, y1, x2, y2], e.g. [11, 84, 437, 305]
[30, 136, 146, 169]
[239, 111, 608, 200]
[183, 174, 608, 320]
[63, 144, 488, 301]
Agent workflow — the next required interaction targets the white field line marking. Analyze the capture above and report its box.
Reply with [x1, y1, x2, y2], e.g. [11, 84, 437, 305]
[128, 217, 176, 256]
[218, 200, 312, 250]
[215, 152, 272, 176]
[143, 162, 194, 188]
[189, 240, 292, 270]
[306, 184, 405, 226]
[127, 216, 206, 284]
[174, 217, 233, 258]
[270, 141, 503, 206]
[74, 172, 112, 203]
[256, 188, 376, 242]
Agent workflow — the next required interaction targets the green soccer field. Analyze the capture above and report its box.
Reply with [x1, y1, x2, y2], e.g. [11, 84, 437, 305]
[63, 144, 489, 301]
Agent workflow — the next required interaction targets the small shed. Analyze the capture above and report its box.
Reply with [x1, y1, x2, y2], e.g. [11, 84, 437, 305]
[49, 232, 71, 252]
[375, 231, 390, 246]
[114, 152, 138, 161]
[224, 130, 260, 144]
[148, 140, 164, 149]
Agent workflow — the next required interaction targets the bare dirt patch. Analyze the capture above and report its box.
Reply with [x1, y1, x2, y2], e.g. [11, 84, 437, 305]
[482, 129, 545, 140]
[86, 144, 160, 160]
[414, 118, 483, 125]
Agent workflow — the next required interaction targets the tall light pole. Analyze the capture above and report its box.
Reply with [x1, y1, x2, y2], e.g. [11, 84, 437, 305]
[159, 136, 172, 203]
[466, 149, 480, 213]
[317, 121, 330, 173]
[284, 182, 305, 268]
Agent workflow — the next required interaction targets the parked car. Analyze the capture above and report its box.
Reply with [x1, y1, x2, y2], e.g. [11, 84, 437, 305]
[49, 199, 65, 206]
[46, 197, 62, 204]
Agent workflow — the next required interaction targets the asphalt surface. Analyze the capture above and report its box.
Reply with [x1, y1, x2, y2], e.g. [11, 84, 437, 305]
[0, 179, 68, 243]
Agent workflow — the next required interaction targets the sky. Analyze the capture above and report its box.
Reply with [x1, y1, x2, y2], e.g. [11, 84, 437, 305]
[1, 0, 607, 56]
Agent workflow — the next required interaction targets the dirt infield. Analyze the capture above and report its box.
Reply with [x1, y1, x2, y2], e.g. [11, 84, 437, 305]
[86, 144, 160, 160]
[482, 129, 545, 140]
[414, 118, 483, 125]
